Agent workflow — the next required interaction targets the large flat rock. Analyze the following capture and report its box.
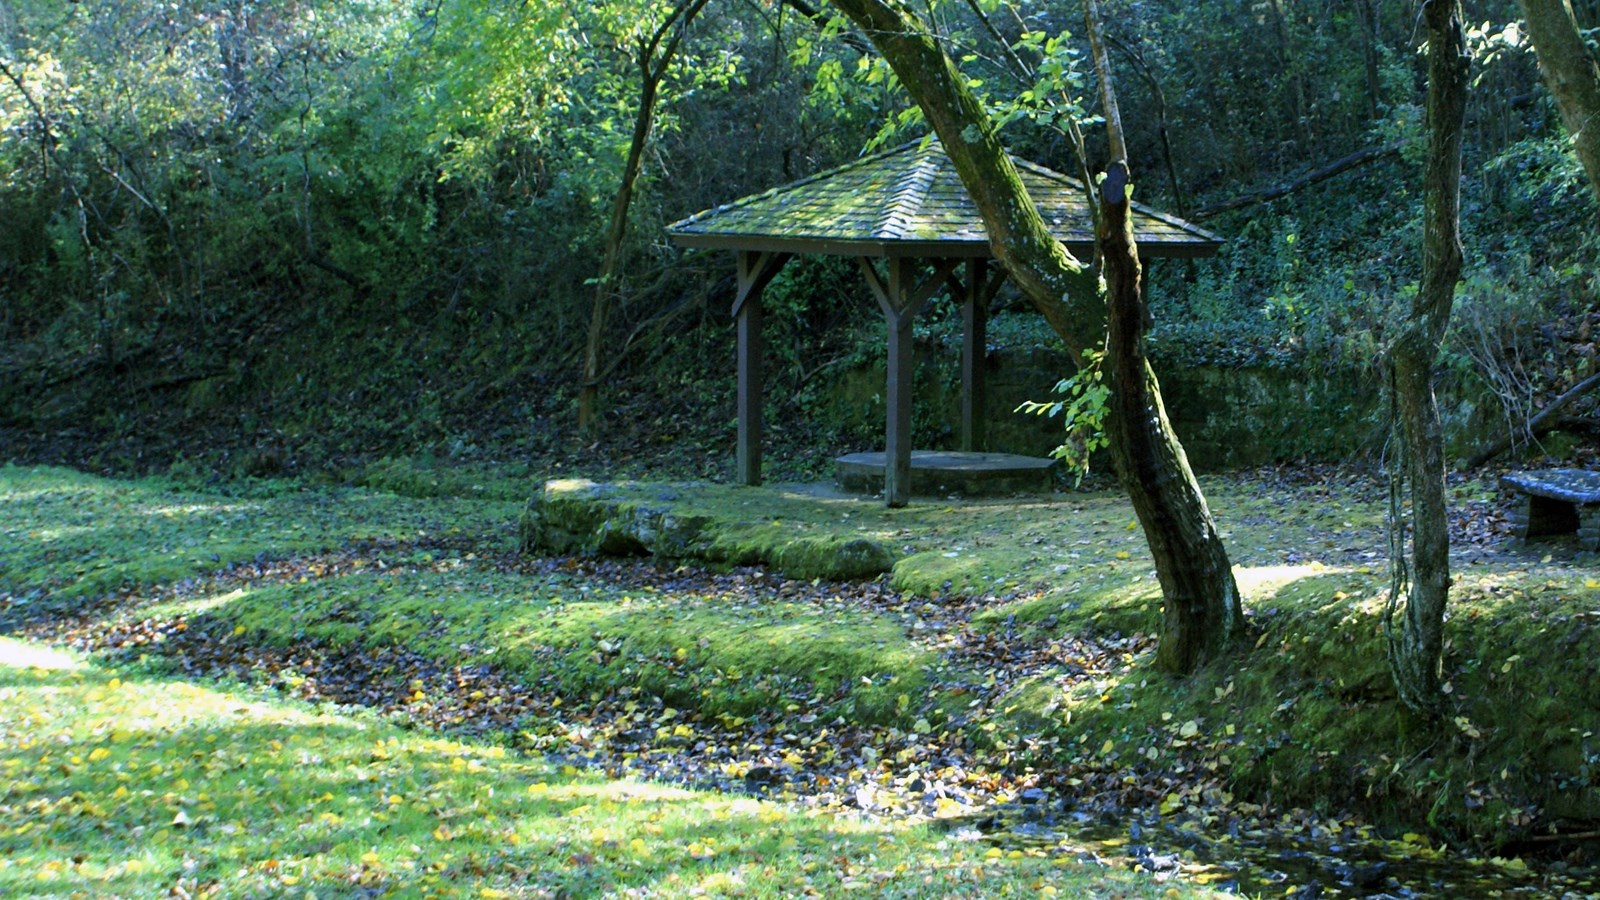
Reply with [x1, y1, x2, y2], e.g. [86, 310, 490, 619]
[835, 450, 1056, 498]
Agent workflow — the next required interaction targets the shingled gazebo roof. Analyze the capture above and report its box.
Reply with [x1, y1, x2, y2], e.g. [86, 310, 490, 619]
[667, 138, 1221, 259]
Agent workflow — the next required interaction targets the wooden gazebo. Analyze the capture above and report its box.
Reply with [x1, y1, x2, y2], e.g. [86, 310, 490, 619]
[667, 139, 1221, 506]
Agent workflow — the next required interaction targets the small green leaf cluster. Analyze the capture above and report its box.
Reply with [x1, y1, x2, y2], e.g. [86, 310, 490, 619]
[1016, 349, 1110, 485]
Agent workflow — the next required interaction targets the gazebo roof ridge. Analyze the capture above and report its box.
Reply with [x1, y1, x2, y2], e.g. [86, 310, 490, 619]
[1006, 154, 1218, 239]
[873, 145, 940, 241]
[667, 137, 939, 237]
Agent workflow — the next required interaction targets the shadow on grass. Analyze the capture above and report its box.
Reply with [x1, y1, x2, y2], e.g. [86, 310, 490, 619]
[0, 642, 1192, 899]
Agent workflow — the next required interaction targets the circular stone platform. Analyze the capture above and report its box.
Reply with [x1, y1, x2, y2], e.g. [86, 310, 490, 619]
[834, 451, 1057, 498]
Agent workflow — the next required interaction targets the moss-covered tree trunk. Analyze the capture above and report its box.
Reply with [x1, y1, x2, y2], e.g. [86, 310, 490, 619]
[1086, 2, 1243, 673]
[1383, 0, 1467, 715]
[829, 0, 1242, 673]
[1519, 0, 1600, 206]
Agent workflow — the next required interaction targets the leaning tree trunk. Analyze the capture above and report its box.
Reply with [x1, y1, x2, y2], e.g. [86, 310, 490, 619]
[829, 0, 1242, 673]
[1383, 0, 1467, 716]
[1087, 1, 1243, 673]
[1519, 0, 1600, 206]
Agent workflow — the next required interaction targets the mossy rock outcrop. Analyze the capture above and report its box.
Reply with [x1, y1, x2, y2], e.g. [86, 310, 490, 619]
[518, 479, 897, 580]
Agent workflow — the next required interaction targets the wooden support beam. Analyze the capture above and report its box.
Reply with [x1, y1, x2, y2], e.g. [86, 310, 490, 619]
[860, 257, 964, 506]
[733, 250, 791, 317]
[959, 258, 1004, 452]
[883, 257, 915, 508]
[734, 250, 789, 486]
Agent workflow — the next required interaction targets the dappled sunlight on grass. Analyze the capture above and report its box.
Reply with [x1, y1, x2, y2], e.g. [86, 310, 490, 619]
[0, 635, 1205, 898]
[1235, 562, 1357, 601]
[0, 637, 84, 671]
[0, 465, 518, 604]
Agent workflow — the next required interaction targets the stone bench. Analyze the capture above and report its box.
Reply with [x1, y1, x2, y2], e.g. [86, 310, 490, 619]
[1500, 469, 1600, 550]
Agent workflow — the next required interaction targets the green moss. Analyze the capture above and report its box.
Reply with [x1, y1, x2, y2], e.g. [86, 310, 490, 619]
[353, 455, 536, 502]
[214, 565, 937, 727]
[0, 636, 1200, 899]
[520, 479, 903, 580]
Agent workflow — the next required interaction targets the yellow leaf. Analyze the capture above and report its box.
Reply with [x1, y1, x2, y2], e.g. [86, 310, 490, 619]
[107, 678, 121, 689]
[528, 783, 549, 794]
[1115, 551, 1132, 560]
[1100, 739, 1114, 755]
[985, 847, 1003, 859]
[480, 890, 509, 899]
[361, 851, 381, 865]
[1179, 720, 1200, 739]
[87, 747, 111, 763]
[630, 838, 651, 856]
[233, 626, 246, 636]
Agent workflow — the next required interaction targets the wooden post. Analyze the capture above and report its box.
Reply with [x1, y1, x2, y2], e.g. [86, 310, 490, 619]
[733, 251, 790, 486]
[736, 294, 763, 485]
[960, 258, 989, 452]
[862, 257, 959, 507]
[885, 261, 914, 507]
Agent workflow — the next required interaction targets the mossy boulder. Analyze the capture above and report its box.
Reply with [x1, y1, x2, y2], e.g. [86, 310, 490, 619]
[518, 479, 898, 580]
[519, 479, 713, 559]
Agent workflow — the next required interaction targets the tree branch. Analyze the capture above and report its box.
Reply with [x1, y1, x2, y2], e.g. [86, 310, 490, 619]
[1192, 143, 1402, 219]
[1465, 370, 1600, 467]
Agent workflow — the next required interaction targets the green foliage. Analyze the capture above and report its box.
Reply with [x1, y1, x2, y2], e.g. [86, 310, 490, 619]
[1017, 349, 1110, 485]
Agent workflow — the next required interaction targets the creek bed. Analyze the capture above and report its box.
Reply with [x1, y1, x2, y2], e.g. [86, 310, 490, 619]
[962, 803, 1600, 897]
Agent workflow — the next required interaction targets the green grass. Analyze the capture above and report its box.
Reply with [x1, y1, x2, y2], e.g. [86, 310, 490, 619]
[0, 637, 1213, 898]
[0, 463, 521, 605]
[5, 460, 1599, 876]
[223, 566, 937, 725]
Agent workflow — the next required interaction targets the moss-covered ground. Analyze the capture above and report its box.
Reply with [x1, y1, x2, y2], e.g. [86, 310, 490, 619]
[4, 461, 1598, 896]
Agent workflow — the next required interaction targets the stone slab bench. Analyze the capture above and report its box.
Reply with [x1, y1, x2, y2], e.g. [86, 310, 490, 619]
[835, 450, 1055, 498]
[1500, 468, 1600, 550]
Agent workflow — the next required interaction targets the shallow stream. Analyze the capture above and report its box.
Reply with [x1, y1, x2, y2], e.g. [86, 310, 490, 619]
[966, 803, 1599, 897]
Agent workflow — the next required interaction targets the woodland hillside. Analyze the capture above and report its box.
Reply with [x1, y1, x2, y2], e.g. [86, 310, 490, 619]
[1, 0, 1597, 477]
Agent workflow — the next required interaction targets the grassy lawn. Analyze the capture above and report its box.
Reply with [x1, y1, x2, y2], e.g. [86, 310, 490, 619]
[3, 461, 1597, 896]
[0, 466, 1218, 898]
[0, 637, 1209, 898]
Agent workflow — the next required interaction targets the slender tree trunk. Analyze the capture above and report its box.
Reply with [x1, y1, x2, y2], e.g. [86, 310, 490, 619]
[577, 0, 709, 436]
[1519, 0, 1600, 205]
[829, 0, 1242, 673]
[1383, 0, 1467, 716]
[1356, 0, 1384, 121]
[1086, 0, 1243, 674]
